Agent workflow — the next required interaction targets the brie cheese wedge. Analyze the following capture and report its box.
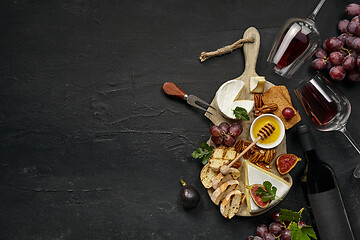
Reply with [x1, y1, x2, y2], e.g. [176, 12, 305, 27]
[215, 79, 254, 119]
[250, 76, 266, 93]
[244, 160, 291, 213]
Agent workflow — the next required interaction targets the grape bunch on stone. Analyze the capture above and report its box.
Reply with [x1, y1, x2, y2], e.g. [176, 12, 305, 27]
[311, 3, 360, 82]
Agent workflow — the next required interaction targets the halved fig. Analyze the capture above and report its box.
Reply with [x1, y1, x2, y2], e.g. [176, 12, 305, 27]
[250, 184, 270, 208]
[276, 154, 301, 175]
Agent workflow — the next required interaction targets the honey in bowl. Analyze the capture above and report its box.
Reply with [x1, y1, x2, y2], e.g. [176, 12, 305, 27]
[252, 115, 281, 144]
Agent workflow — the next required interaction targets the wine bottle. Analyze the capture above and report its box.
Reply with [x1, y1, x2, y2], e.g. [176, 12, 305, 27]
[297, 124, 354, 240]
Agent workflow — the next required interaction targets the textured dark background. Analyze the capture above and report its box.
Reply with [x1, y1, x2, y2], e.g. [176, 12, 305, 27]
[0, 0, 359, 239]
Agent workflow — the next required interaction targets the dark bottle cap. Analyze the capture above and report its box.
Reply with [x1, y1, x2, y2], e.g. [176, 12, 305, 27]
[297, 124, 315, 151]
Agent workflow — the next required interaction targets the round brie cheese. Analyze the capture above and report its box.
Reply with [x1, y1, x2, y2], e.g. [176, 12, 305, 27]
[215, 79, 254, 119]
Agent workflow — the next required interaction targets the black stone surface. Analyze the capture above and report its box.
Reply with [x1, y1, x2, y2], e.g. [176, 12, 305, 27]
[0, 0, 359, 239]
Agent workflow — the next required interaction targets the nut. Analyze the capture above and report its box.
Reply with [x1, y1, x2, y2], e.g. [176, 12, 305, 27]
[256, 162, 272, 171]
[234, 139, 243, 153]
[254, 94, 263, 108]
[242, 141, 251, 159]
[253, 103, 278, 116]
[232, 161, 242, 169]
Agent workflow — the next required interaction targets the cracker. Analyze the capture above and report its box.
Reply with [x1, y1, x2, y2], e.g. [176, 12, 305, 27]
[262, 86, 301, 130]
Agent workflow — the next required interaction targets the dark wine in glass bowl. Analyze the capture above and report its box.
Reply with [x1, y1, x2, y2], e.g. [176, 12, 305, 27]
[300, 82, 337, 126]
[295, 73, 360, 178]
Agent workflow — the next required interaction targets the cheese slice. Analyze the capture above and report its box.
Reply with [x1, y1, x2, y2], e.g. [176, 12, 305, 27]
[215, 79, 254, 119]
[244, 160, 291, 213]
[250, 76, 266, 93]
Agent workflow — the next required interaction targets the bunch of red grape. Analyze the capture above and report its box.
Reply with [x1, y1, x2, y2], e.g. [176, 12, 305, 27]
[210, 122, 243, 146]
[245, 211, 307, 240]
[311, 3, 360, 81]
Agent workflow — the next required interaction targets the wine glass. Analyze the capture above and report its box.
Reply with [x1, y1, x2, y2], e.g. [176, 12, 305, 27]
[294, 73, 360, 178]
[267, 0, 326, 78]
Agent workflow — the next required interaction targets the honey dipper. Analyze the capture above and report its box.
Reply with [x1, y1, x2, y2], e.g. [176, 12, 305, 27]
[220, 123, 276, 176]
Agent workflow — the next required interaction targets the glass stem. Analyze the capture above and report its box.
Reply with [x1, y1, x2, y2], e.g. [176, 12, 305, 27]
[308, 0, 326, 21]
[339, 127, 360, 154]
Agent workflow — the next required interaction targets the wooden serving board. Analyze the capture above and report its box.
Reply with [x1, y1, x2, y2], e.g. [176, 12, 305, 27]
[204, 27, 292, 217]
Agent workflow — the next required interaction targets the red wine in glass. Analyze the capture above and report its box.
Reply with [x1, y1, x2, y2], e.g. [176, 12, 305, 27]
[275, 29, 310, 69]
[301, 82, 337, 126]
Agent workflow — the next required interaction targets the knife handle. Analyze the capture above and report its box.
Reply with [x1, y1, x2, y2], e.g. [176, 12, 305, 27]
[162, 82, 186, 99]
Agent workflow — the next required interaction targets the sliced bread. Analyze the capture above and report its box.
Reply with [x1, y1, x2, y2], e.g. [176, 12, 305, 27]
[211, 179, 239, 205]
[208, 146, 238, 171]
[220, 190, 245, 219]
[200, 164, 218, 189]
[212, 168, 241, 189]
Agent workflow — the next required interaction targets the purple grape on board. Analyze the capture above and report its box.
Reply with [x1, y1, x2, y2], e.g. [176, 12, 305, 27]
[269, 222, 282, 236]
[272, 211, 281, 222]
[219, 122, 230, 134]
[338, 33, 350, 43]
[263, 232, 276, 240]
[348, 21, 359, 34]
[312, 58, 326, 70]
[281, 229, 292, 240]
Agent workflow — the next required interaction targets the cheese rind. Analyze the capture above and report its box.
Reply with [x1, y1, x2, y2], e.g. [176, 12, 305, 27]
[215, 79, 254, 119]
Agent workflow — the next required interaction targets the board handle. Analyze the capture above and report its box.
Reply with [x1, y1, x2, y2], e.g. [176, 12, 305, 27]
[242, 27, 260, 76]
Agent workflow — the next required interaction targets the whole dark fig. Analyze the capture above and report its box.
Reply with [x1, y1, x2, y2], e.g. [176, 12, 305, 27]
[180, 179, 200, 209]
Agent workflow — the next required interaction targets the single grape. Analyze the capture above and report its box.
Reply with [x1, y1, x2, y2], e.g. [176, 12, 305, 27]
[329, 51, 344, 66]
[211, 135, 223, 145]
[338, 19, 350, 33]
[210, 125, 222, 137]
[298, 221, 307, 228]
[346, 3, 360, 17]
[329, 66, 346, 81]
[311, 58, 326, 70]
[323, 37, 344, 52]
[357, 56, 360, 68]
[229, 123, 243, 137]
[282, 107, 295, 120]
[348, 69, 360, 82]
[348, 21, 359, 34]
[352, 37, 360, 51]
[263, 232, 276, 240]
[223, 135, 235, 147]
[351, 51, 359, 59]
[256, 224, 269, 237]
[346, 36, 356, 48]
[281, 229, 292, 240]
[245, 236, 254, 240]
[338, 33, 350, 43]
[272, 211, 281, 223]
[219, 122, 230, 134]
[352, 15, 359, 22]
[355, 25, 360, 37]
[269, 222, 282, 236]
[314, 48, 327, 58]
[342, 55, 356, 70]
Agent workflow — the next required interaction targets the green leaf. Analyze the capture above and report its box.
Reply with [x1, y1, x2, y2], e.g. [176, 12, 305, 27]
[233, 107, 250, 121]
[191, 142, 214, 165]
[289, 222, 317, 240]
[191, 151, 200, 158]
[254, 181, 277, 203]
[279, 209, 302, 223]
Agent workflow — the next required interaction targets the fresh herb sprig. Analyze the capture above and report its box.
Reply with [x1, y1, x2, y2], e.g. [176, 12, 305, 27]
[191, 142, 214, 165]
[280, 208, 317, 240]
[255, 181, 282, 202]
[232, 106, 249, 121]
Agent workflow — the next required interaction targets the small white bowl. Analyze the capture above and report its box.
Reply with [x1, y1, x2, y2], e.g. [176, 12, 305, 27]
[250, 114, 285, 149]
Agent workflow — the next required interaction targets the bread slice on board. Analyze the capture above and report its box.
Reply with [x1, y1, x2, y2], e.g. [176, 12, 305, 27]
[211, 179, 239, 205]
[220, 190, 245, 219]
[208, 146, 238, 171]
[212, 168, 241, 189]
[200, 164, 218, 189]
